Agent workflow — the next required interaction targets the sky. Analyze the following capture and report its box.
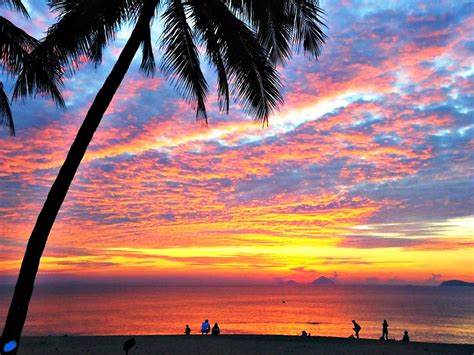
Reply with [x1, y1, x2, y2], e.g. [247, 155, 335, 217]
[0, 0, 473, 285]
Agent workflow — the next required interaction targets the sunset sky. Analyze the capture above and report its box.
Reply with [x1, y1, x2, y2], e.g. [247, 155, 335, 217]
[0, 0, 473, 285]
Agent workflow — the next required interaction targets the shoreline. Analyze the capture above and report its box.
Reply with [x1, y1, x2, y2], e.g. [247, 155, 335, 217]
[18, 335, 474, 354]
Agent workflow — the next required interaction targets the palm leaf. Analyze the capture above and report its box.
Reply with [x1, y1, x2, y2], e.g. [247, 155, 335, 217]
[188, 1, 230, 113]
[256, 1, 293, 65]
[140, 22, 156, 77]
[195, 0, 283, 124]
[223, 0, 326, 60]
[45, 0, 144, 72]
[12, 0, 148, 106]
[0, 16, 37, 75]
[12, 46, 65, 107]
[290, 0, 327, 57]
[161, 0, 208, 120]
[223, 0, 293, 65]
[0, 0, 29, 18]
[0, 81, 14, 135]
[88, 21, 107, 67]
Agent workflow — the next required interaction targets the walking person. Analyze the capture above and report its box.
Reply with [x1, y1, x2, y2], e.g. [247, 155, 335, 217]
[352, 320, 361, 339]
[382, 319, 389, 340]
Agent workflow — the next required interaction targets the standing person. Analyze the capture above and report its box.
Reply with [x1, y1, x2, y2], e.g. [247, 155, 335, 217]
[201, 319, 211, 335]
[382, 320, 389, 340]
[184, 324, 191, 335]
[352, 320, 361, 339]
[211, 322, 220, 336]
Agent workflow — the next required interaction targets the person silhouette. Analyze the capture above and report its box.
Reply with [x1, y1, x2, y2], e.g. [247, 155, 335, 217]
[201, 319, 211, 335]
[211, 322, 220, 336]
[301, 330, 311, 337]
[123, 338, 136, 355]
[184, 324, 191, 335]
[382, 319, 389, 340]
[402, 330, 410, 342]
[352, 320, 361, 339]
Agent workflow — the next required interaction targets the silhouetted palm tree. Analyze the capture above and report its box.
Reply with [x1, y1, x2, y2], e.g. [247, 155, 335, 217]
[0, 0, 64, 136]
[1, 0, 326, 352]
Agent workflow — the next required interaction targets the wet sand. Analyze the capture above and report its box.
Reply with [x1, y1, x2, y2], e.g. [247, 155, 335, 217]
[18, 335, 474, 354]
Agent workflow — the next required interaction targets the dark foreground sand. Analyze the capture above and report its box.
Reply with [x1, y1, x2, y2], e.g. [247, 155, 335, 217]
[18, 335, 474, 354]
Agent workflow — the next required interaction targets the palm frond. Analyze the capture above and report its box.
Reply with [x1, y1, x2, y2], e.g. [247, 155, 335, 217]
[88, 21, 107, 67]
[45, 0, 144, 73]
[0, 16, 37, 74]
[223, 0, 293, 65]
[161, 0, 208, 120]
[290, 0, 327, 57]
[140, 22, 155, 77]
[12, 46, 65, 107]
[0, 81, 14, 135]
[196, 0, 283, 124]
[11, 0, 146, 106]
[223, 0, 326, 61]
[0, 0, 29, 18]
[188, 1, 229, 113]
[257, 2, 293, 65]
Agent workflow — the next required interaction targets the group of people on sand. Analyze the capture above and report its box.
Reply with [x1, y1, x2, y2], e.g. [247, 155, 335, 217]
[184, 320, 220, 336]
[185, 318, 410, 342]
[350, 319, 410, 342]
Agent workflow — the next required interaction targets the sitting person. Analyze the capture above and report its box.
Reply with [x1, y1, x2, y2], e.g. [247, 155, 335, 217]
[211, 322, 220, 336]
[402, 330, 410, 342]
[184, 324, 191, 335]
[201, 319, 210, 335]
[301, 330, 308, 337]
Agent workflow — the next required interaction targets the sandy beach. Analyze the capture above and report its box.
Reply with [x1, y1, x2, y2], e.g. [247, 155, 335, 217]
[17, 335, 474, 354]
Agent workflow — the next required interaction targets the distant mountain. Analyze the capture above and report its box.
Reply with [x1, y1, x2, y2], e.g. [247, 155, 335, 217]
[311, 276, 335, 286]
[278, 280, 299, 286]
[439, 280, 474, 287]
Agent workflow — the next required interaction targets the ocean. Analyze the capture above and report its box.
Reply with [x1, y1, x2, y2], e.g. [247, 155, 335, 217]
[0, 284, 472, 344]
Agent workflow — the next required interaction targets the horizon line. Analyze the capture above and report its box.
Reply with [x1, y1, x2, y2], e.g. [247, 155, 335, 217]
[0, 280, 454, 287]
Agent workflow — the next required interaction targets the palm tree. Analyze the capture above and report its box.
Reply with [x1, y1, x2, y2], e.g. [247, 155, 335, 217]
[0, 0, 64, 136]
[1, 0, 326, 352]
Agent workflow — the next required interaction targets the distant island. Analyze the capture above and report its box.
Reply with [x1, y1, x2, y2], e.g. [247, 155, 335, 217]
[283, 280, 299, 286]
[439, 280, 473, 287]
[278, 278, 474, 287]
[311, 276, 335, 286]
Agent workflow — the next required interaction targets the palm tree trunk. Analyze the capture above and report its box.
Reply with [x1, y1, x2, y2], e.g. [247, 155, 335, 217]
[1, 3, 157, 353]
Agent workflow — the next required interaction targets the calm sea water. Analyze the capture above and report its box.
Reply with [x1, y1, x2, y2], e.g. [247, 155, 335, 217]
[0, 285, 472, 344]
